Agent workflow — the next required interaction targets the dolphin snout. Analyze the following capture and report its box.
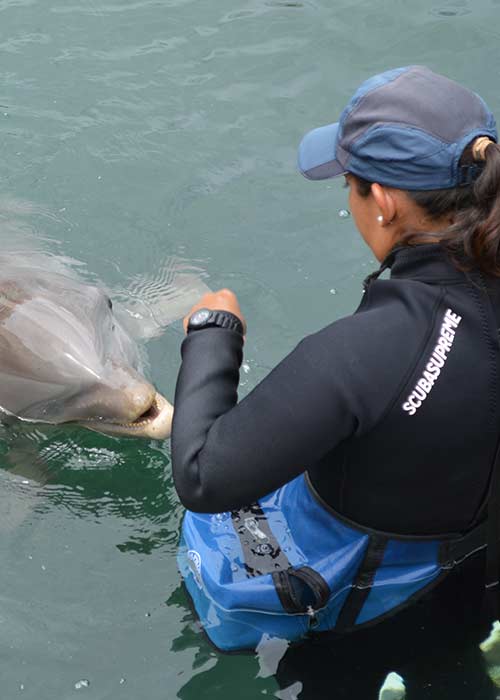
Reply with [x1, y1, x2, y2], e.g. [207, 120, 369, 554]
[120, 380, 157, 423]
[110, 368, 156, 423]
[74, 367, 158, 424]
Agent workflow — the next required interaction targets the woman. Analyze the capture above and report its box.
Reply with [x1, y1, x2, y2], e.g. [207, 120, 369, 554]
[171, 66, 500, 668]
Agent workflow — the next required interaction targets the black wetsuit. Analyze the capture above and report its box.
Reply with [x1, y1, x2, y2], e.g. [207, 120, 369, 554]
[172, 244, 500, 537]
[172, 243, 500, 698]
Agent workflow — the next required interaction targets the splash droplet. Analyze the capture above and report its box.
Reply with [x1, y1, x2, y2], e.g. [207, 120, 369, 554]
[74, 679, 90, 690]
[329, 288, 337, 295]
[212, 512, 229, 524]
[338, 209, 350, 218]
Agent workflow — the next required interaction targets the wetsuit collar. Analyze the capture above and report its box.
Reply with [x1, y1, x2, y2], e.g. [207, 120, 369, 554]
[385, 244, 467, 283]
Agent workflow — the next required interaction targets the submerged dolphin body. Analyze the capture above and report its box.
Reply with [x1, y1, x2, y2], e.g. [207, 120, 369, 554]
[0, 200, 209, 440]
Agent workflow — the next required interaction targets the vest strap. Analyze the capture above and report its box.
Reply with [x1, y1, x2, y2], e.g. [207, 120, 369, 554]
[484, 436, 500, 617]
[439, 436, 500, 583]
[335, 534, 388, 632]
[439, 522, 488, 566]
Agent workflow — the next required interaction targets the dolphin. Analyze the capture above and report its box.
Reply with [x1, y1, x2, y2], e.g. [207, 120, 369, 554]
[0, 200, 209, 441]
[0, 253, 172, 439]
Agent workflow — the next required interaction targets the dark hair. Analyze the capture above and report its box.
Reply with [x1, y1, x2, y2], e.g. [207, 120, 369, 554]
[354, 140, 500, 276]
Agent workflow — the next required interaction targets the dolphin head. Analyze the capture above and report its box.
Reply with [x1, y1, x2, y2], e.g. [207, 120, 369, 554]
[0, 254, 173, 439]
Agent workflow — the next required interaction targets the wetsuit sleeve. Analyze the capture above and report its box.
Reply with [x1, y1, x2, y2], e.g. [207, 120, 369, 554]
[171, 320, 374, 513]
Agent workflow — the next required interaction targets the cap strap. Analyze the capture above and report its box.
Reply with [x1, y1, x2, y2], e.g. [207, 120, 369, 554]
[458, 163, 484, 186]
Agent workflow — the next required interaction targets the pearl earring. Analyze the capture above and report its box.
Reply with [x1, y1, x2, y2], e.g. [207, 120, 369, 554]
[377, 215, 384, 223]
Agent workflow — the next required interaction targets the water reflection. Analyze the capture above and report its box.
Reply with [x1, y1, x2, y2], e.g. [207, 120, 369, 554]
[0, 420, 180, 553]
[169, 582, 280, 698]
[273, 553, 495, 698]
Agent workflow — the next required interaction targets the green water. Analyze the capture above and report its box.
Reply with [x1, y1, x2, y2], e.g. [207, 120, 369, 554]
[1, 0, 500, 697]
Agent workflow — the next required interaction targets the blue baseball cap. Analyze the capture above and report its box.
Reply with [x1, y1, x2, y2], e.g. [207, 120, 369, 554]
[298, 66, 498, 191]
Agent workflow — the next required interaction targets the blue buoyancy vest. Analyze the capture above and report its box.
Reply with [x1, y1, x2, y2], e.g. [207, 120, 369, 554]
[178, 473, 493, 653]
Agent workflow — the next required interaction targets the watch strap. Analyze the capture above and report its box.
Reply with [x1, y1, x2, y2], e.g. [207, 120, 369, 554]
[187, 309, 244, 335]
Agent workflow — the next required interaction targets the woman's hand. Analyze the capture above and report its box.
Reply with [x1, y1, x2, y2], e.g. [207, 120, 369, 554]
[183, 289, 247, 335]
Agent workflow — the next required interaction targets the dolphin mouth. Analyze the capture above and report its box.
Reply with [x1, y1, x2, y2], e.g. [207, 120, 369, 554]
[128, 396, 162, 425]
[79, 392, 174, 440]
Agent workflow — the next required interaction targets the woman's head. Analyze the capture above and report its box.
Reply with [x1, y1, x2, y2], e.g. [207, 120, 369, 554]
[298, 66, 500, 274]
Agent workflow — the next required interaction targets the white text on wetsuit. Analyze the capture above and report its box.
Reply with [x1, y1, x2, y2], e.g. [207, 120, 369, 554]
[402, 308, 462, 416]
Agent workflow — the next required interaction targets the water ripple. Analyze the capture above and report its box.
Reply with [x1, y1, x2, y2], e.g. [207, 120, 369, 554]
[201, 36, 308, 62]
[53, 37, 187, 63]
[219, 0, 317, 21]
[0, 32, 51, 53]
[193, 25, 219, 37]
[0, 0, 35, 12]
[51, 0, 199, 14]
[220, 7, 275, 22]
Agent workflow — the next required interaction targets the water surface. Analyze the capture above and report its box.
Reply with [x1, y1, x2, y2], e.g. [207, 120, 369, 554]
[1, 0, 500, 697]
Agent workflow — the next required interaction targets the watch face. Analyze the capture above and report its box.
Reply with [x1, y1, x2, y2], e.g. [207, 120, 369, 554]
[190, 308, 211, 326]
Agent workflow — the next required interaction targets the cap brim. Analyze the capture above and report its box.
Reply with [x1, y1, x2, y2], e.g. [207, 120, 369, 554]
[297, 122, 345, 180]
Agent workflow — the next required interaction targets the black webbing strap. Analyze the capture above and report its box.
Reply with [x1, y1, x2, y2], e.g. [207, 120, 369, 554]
[231, 503, 291, 577]
[440, 438, 500, 567]
[441, 432, 500, 621]
[439, 522, 487, 565]
[483, 437, 500, 618]
[471, 273, 500, 619]
[335, 534, 387, 632]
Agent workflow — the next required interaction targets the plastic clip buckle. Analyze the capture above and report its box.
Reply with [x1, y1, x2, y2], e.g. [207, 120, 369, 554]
[458, 164, 483, 186]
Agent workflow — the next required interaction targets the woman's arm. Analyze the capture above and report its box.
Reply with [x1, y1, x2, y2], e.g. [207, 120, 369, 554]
[171, 324, 359, 513]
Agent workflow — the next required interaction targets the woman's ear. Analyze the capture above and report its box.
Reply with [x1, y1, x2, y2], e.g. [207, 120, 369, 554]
[371, 183, 396, 225]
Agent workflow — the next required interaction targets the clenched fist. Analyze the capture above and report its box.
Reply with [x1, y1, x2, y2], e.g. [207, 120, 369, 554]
[183, 289, 247, 335]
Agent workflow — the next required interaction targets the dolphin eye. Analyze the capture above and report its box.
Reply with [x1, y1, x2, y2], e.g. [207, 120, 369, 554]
[107, 297, 113, 310]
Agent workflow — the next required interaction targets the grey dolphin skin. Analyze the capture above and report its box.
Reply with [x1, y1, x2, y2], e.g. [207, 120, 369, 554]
[0, 197, 212, 440]
[0, 248, 174, 439]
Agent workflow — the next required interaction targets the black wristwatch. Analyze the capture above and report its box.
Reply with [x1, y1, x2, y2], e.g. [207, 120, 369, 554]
[187, 308, 245, 336]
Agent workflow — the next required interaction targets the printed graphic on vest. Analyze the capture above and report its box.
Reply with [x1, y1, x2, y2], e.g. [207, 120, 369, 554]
[402, 308, 462, 416]
[187, 549, 203, 589]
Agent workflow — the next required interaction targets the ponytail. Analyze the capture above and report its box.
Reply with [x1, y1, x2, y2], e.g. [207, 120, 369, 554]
[463, 141, 500, 276]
